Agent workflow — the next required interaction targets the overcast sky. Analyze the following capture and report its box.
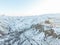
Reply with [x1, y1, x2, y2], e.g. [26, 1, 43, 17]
[0, 0, 60, 16]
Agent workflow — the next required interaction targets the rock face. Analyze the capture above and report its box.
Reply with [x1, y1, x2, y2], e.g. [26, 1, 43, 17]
[0, 14, 60, 45]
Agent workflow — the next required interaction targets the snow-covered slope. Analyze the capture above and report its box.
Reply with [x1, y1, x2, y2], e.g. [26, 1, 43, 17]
[0, 14, 60, 45]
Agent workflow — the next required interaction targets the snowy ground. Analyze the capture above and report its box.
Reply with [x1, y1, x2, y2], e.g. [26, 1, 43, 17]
[0, 14, 60, 45]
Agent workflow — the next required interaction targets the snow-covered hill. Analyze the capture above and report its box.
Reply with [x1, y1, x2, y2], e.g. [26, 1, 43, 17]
[0, 14, 60, 45]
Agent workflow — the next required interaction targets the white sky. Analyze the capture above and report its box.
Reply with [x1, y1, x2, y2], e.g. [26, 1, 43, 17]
[0, 0, 60, 16]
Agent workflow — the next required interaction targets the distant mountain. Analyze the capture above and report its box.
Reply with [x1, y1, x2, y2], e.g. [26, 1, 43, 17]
[0, 14, 60, 45]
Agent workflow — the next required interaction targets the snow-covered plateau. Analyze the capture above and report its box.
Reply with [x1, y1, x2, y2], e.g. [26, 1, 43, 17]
[0, 14, 60, 45]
